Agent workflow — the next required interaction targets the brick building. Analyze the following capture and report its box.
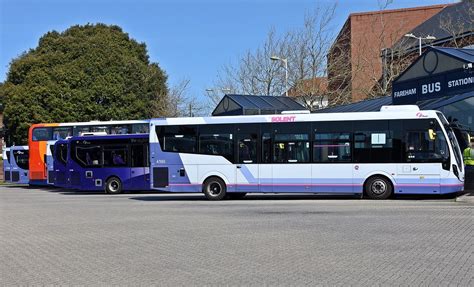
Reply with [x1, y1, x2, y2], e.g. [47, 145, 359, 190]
[327, 4, 450, 105]
[287, 77, 328, 111]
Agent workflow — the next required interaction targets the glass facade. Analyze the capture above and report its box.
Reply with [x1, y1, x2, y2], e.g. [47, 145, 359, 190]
[438, 96, 474, 133]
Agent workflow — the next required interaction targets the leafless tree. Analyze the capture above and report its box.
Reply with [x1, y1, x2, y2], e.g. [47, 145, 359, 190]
[164, 78, 206, 117]
[212, 3, 337, 110]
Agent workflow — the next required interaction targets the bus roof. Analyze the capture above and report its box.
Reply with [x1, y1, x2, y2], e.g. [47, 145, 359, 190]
[69, 134, 149, 141]
[29, 119, 149, 129]
[150, 108, 441, 126]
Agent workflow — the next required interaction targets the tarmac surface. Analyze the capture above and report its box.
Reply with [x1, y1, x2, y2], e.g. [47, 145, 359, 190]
[1, 185, 473, 285]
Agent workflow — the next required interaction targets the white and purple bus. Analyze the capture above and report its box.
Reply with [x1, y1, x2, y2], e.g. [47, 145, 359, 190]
[148, 106, 464, 200]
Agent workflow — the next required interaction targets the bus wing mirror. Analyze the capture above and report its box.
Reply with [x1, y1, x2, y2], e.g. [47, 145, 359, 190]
[428, 129, 437, 140]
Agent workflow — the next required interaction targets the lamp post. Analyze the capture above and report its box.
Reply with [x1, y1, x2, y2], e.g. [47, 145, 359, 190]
[404, 33, 437, 55]
[270, 55, 288, 96]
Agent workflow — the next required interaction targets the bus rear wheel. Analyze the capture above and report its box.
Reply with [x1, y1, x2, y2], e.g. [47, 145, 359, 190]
[203, 177, 227, 201]
[364, 176, 393, 200]
[105, 177, 123, 194]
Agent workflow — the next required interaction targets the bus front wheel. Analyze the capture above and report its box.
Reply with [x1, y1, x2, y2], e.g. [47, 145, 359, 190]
[203, 177, 227, 200]
[105, 177, 123, 194]
[364, 175, 393, 200]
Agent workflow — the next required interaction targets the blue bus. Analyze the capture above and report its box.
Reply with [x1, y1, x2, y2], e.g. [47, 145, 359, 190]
[52, 139, 70, 188]
[67, 134, 150, 193]
[9, 146, 30, 184]
[3, 147, 11, 182]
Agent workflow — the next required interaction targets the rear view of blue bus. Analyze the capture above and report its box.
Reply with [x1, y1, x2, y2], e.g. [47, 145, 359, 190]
[3, 147, 11, 182]
[52, 140, 70, 188]
[10, 146, 29, 184]
[67, 134, 150, 193]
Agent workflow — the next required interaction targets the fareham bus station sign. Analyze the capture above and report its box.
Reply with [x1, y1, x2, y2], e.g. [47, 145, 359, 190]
[392, 70, 474, 104]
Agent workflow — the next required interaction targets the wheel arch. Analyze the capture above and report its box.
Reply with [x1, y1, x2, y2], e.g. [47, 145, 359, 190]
[363, 173, 395, 196]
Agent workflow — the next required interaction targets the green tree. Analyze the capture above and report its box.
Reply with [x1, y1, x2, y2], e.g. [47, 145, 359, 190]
[1, 23, 168, 145]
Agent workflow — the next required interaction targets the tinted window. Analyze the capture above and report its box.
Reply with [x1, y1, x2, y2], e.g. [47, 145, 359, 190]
[157, 125, 197, 153]
[6, 151, 10, 163]
[111, 125, 130, 135]
[32, 128, 52, 141]
[273, 133, 310, 163]
[103, 145, 128, 167]
[404, 119, 448, 163]
[313, 133, 351, 163]
[74, 126, 90, 136]
[52, 127, 72, 140]
[353, 120, 394, 163]
[75, 145, 103, 167]
[58, 144, 68, 165]
[91, 125, 110, 133]
[131, 144, 149, 167]
[13, 150, 29, 170]
[132, 123, 149, 134]
[237, 134, 258, 164]
[262, 132, 272, 163]
[198, 125, 234, 162]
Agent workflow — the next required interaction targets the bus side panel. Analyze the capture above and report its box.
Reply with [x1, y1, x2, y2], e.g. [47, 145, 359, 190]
[312, 164, 358, 194]
[395, 163, 441, 194]
[150, 142, 200, 192]
[271, 164, 311, 193]
[439, 167, 464, 194]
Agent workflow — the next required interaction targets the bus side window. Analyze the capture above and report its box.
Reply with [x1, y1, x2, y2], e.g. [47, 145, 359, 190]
[32, 127, 52, 141]
[237, 134, 257, 164]
[313, 133, 351, 163]
[103, 146, 128, 167]
[262, 133, 272, 163]
[75, 146, 103, 167]
[131, 144, 149, 167]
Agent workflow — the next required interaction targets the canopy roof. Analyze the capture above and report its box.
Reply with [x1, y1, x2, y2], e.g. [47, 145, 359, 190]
[212, 94, 306, 116]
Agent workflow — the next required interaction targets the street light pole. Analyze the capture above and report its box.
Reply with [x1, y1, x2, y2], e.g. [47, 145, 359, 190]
[404, 33, 437, 56]
[270, 56, 289, 96]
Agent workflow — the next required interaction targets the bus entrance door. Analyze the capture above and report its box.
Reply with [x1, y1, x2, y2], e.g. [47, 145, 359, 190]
[130, 144, 149, 190]
[236, 134, 259, 193]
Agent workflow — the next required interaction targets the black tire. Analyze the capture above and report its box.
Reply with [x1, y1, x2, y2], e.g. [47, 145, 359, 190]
[105, 176, 123, 194]
[203, 177, 227, 201]
[364, 176, 393, 200]
[226, 192, 247, 200]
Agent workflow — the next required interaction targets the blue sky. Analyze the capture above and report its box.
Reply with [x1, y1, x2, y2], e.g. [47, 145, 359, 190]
[0, 0, 456, 102]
